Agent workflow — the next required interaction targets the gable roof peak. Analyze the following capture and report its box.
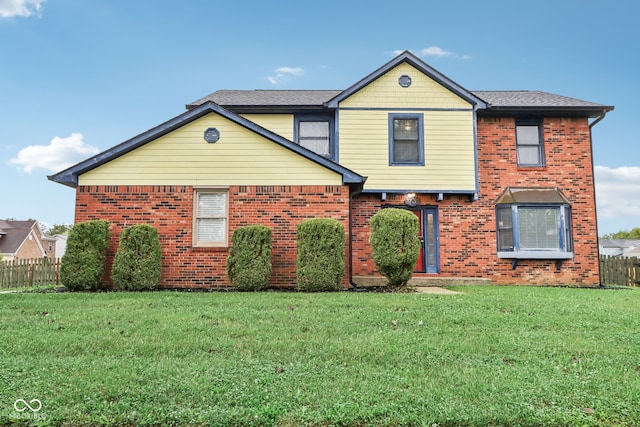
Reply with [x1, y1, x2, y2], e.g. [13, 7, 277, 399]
[326, 50, 486, 108]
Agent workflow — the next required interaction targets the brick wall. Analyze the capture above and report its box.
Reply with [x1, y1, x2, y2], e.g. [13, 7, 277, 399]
[73, 116, 599, 287]
[75, 185, 350, 288]
[351, 116, 600, 285]
[14, 231, 45, 259]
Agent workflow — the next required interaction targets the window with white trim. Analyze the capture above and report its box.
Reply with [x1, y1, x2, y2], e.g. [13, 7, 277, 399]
[193, 189, 228, 247]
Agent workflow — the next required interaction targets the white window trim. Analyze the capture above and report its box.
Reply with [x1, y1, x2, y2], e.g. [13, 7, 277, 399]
[193, 187, 229, 247]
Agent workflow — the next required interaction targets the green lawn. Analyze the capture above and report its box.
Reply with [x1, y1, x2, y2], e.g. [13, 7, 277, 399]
[1, 286, 639, 426]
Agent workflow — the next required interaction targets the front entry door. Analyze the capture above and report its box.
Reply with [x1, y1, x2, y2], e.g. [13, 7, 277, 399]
[412, 208, 439, 273]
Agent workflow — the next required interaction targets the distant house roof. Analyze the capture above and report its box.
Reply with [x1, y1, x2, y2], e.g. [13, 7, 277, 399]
[0, 220, 37, 255]
[598, 239, 640, 249]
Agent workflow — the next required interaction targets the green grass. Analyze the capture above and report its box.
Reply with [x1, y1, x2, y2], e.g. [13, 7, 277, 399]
[1, 287, 639, 426]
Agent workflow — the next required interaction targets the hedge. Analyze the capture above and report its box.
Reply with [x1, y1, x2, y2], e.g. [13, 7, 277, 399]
[60, 220, 110, 291]
[226, 225, 272, 291]
[296, 218, 345, 292]
[111, 224, 162, 291]
[370, 208, 420, 288]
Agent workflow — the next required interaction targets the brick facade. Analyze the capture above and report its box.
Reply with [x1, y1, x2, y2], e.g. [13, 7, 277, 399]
[351, 116, 599, 286]
[75, 184, 350, 288]
[73, 116, 599, 288]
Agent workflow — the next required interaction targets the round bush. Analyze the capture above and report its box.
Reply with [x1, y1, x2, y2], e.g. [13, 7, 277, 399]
[226, 225, 272, 291]
[111, 224, 162, 291]
[370, 208, 420, 288]
[60, 220, 110, 291]
[296, 218, 345, 292]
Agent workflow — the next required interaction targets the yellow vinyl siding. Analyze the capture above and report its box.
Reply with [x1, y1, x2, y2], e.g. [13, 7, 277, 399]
[78, 113, 341, 186]
[339, 109, 476, 191]
[337, 61, 476, 191]
[340, 62, 471, 110]
[240, 114, 294, 140]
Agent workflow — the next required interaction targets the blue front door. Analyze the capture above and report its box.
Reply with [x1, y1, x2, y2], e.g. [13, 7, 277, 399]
[413, 207, 439, 273]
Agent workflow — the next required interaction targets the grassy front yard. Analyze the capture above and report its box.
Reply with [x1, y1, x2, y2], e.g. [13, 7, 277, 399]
[1, 286, 639, 426]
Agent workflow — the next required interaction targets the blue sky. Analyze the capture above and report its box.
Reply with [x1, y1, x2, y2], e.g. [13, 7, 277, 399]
[1, 0, 638, 235]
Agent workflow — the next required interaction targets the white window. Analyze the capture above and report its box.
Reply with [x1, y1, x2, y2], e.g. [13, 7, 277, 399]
[516, 121, 544, 166]
[298, 120, 330, 157]
[193, 190, 228, 247]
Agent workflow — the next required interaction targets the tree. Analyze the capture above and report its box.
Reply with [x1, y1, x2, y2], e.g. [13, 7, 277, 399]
[601, 227, 640, 239]
[48, 223, 73, 235]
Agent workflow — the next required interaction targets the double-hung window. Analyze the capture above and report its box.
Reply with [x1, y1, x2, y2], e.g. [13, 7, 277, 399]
[496, 187, 573, 259]
[516, 120, 544, 167]
[389, 113, 424, 165]
[193, 189, 228, 247]
[294, 115, 333, 158]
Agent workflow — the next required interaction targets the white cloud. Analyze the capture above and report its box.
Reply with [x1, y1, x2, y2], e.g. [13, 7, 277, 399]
[594, 165, 640, 219]
[267, 66, 304, 85]
[420, 46, 454, 58]
[9, 133, 100, 173]
[0, 0, 45, 18]
[394, 46, 471, 60]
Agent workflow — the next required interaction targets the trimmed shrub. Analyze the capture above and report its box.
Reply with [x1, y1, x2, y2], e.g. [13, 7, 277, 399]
[111, 224, 162, 291]
[226, 225, 272, 291]
[296, 218, 345, 292]
[60, 220, 110, 291]
[370, 208, 420, 288]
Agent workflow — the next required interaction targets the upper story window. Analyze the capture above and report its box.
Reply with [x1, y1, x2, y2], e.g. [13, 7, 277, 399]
[496, 187, 573, 259]
[294, 115, 334, 159]
[193, 189, 228, 247]
[389, 113, 424, 166]
[516, 120, 544, 167]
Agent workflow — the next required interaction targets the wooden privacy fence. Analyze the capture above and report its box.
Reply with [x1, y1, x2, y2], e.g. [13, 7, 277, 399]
[599, 255, 640, 287]
[0, 258, 61, 289]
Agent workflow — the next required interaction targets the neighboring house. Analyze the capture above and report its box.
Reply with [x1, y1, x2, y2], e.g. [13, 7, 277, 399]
[599, 239, 640, 258]
[0, 220, 56, 260]
[49, 51, 613, 287]
[54, 234, 68, 258]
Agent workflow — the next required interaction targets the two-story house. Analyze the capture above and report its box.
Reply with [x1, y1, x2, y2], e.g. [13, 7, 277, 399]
[49, 51, 613, 287]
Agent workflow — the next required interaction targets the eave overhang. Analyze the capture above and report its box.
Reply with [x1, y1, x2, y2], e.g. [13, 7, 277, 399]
[48, 102, 365, 188]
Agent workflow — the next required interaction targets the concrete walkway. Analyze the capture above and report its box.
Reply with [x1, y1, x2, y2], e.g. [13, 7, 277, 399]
[413, 287, 461, 295]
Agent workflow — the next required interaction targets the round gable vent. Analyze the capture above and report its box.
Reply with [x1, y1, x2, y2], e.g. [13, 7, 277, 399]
[204, 128, 220, 143]
[398, 75, 412, 88]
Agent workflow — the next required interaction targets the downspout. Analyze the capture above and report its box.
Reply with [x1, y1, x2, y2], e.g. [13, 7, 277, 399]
[588, 110, 608, 287]
[348, 183, 365, 289]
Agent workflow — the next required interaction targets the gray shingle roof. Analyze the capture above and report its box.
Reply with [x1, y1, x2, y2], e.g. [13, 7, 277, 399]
[472, 90, 609, 109]
[188, 89, 612, 115]
[0, 220, 36, 254]
[187, 90, 342, 109]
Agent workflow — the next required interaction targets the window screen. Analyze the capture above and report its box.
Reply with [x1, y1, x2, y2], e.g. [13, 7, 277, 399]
[195, 191, 227, 246]
[299, 121, 330, 156]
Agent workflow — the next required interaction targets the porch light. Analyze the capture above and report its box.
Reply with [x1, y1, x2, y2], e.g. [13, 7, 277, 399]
[404, 192, 418, 207]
